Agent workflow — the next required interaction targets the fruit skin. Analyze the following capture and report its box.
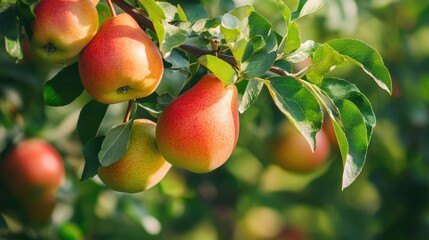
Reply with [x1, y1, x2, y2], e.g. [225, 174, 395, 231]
[98, 119, 171, 193]
[156, 74, 239, 173]
[30, 0, 99, 65]
[1, 139, 64, 224]
[271, 123, 331, 173]
[79, 13, 164, 104]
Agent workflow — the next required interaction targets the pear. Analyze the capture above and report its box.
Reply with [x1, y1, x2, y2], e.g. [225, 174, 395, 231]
[30, 0, 98, 65]
[271, 122, 331, 173]
[79, 13, 164, 104]
[98, 119, 171, 193]
[156, 74, 239, 173]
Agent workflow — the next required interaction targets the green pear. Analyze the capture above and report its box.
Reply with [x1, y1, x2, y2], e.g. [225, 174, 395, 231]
[156, 74, 240, 173]
[30, 0, 98, 65]
[98, 119, 171, 193]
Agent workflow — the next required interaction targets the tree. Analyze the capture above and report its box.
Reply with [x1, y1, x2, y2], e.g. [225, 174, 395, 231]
[0, 0, 403, 239]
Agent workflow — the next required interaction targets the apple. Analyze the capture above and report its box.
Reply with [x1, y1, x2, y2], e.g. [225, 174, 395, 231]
[30, 0, 99, 65]
[1, 139, 64, 224]
[98, 119, 171, 193]
[271, 122, 331, 173]
[156, 74, 239, 173]
[79, 13, 164, 104]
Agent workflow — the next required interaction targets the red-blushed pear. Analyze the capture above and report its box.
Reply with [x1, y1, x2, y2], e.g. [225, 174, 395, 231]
[1, 139, 64, 224]
[30, 0, 98, 65]
[97, 119, 171, 193]
[156, 74, 240, 173]
[271, 123, 331, 173]
[79, 13, 164, 104]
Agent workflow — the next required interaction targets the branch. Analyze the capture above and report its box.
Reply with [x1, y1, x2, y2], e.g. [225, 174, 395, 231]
[111, 0, 292, 77]
[112, 0, 237, 67]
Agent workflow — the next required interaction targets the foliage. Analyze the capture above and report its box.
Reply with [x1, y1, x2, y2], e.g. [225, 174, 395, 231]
[4, 0, 428, 239]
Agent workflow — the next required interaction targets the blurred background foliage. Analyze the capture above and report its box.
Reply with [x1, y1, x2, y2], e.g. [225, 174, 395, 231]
[1, 0, 429, 239]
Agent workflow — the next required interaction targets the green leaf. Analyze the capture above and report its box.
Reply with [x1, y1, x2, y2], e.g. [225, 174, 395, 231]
[283, 22, 301, 53]
[156, 68, 187, 97]
[239, 79, 264, 114]
[292, 0, 325, 20]
[327, 38, 392, 94]
[248, 11, 271, 38]
[164, 49, 189, 68]
[197, 54, 237, 85]
[158, 1, 178, 22]
[242, 51, 277, 78]
[273, 59, 292, 72]
[161, 22, 188, 56]
[275, 0, 291, 24]
[98, 121, 134, 167]
[170, 0, 207, 23]
[317, 78, 373, 189]
[220, 14, 248, 62]
[266, 76, 323, 151]
[139, 0, 165, 20]
[138, 0, 166, 51]
[77, 100, 109, 144]
[0, 6, 19, 39]
[336, 99, 368, 189]
[320, 78, 376, 142]
[4, 37, 22, 61]
[43, 63, 84, 106]
[176, 4, 187, 21]
[285, 40, 320, 63]
[0, 0, 16, 13]
[96, 3, 112, 25]
[306, 43, 346, 84]
[192, 17, 221, 33]
[81, 136, 104, 182]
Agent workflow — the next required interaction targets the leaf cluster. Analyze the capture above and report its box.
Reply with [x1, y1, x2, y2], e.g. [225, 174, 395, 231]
[0, 0, 392, 189]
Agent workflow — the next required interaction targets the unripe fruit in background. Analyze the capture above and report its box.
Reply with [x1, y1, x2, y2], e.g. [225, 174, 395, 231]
[30, 0, 99, 65]
[79, 13, 164, 104]
[98, 119, 171, 193]
[1, 139, 64, 224]
[156, 74, 239, 173]
[271, 123, 331, 173]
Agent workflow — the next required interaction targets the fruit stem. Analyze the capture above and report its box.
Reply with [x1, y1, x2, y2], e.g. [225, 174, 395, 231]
[124, 100, 133, 123]
[107, 0, 117, 17]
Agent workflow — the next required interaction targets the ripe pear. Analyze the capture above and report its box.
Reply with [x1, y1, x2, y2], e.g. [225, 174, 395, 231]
[271, 123, 331, 173]
[156, 74, 240, 173]
[79, 13, 164, 104]
[2, 139, 64, 199]
[98, 119, 171, 193]
[30, 0, 98, 65]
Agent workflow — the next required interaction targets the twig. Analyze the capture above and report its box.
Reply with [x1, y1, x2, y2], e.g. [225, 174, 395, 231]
[111, 0, 293, 77]
[107, 0, 117, 17]
[123, 100, 133, 123]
